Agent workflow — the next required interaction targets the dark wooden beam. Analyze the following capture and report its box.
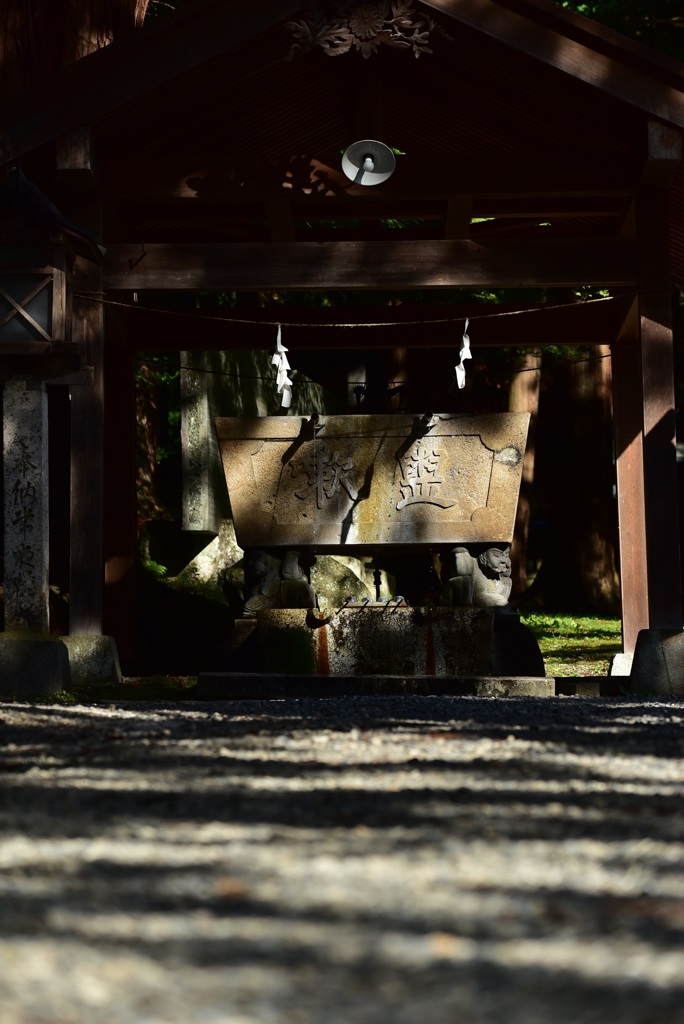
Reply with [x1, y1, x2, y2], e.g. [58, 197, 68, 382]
[0, 0, 301, 166]
[508, 0, 684, 85]
[118, 295, 633, 351]
[105, 195, 628, 242]
[98, 238, 637, 291]
[108, 153, 643, 202]
[425, 0, 684, 128]
[293, 195, 625, 220]
[474, 197, 627, 219]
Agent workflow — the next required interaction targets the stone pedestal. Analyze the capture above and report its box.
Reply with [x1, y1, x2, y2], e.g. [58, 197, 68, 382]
[228, 606, 545, 678]
[629, 629, 684, 695]
[62, 635, 122, 689]
[1, 381, 124, 696]
[0, 634, 70, 698]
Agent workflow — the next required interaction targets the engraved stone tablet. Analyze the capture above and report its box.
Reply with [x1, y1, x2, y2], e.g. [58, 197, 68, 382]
[215, 412, 529, 549]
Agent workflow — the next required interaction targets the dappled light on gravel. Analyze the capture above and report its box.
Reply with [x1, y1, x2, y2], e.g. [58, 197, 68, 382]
[1, 696, 684, 1023]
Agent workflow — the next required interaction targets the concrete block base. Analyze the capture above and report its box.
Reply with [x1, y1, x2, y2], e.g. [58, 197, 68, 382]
[62, 635, 122, 689]
[609, 652, 633, 677]
[0, 634, 71, 699]
[629, 629, 684, 696]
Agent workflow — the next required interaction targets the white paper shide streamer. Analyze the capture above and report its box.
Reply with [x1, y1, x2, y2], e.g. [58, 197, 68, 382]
[455, 317, 472, 389]
[272, 324, 293, 408]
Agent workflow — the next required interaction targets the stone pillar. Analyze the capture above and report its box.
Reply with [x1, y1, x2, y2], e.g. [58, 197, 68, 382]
[3, 379, 50, 630]
[1, 378, 70, 696]
[181, 352, 223, 535]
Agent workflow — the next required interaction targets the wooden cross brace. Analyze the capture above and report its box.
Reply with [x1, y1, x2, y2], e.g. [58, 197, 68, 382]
[0, 276, 52, 341]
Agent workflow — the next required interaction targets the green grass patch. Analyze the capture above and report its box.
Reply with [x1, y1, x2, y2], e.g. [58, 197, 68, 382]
[69, 675, 199, 704]
[520, 613, 622, 676]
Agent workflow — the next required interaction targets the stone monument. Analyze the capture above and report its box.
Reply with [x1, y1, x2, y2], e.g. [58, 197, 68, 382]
[0, 379, 71, 696]
[214, 411, 544, 679]
[0, 378, 122, 696]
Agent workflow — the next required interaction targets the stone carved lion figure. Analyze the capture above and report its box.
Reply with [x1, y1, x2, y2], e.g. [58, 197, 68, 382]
[243, 548, 317, 615]
[442, 544, 513, 608]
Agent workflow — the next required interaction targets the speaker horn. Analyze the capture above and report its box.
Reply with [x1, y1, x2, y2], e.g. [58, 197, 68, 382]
[341, 140, 396, 186]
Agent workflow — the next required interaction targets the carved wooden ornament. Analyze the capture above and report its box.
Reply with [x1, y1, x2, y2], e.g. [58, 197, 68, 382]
[287, 1, 437, 60]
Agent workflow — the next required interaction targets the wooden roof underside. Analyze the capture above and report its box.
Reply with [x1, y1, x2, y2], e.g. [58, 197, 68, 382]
[3, 0, 684, 301]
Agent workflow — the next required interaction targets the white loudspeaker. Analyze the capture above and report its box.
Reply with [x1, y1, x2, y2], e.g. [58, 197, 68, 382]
[341, 140, 396, 186]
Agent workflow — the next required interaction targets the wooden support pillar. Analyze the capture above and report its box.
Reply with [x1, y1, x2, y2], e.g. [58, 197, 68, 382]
[637, 186, 682, 629]
[612, 299, 649, 653]
[102, 308, 137, 667]
[58, 128, 107, 635]
[47, 382, 71, 634]
[69, 269, 104, 633]
[611, 125, 683, 650]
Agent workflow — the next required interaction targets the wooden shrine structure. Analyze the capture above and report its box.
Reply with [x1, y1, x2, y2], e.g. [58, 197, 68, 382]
[2, 0, 684, 670]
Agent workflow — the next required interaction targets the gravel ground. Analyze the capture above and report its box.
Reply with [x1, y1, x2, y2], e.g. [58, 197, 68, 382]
[2, 694, 684, 1024]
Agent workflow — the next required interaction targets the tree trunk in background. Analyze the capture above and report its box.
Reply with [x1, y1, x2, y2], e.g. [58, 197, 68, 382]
[518, 344, 621, 614]
[508, 349, 541, 596]
[0, 1, 149, 96]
